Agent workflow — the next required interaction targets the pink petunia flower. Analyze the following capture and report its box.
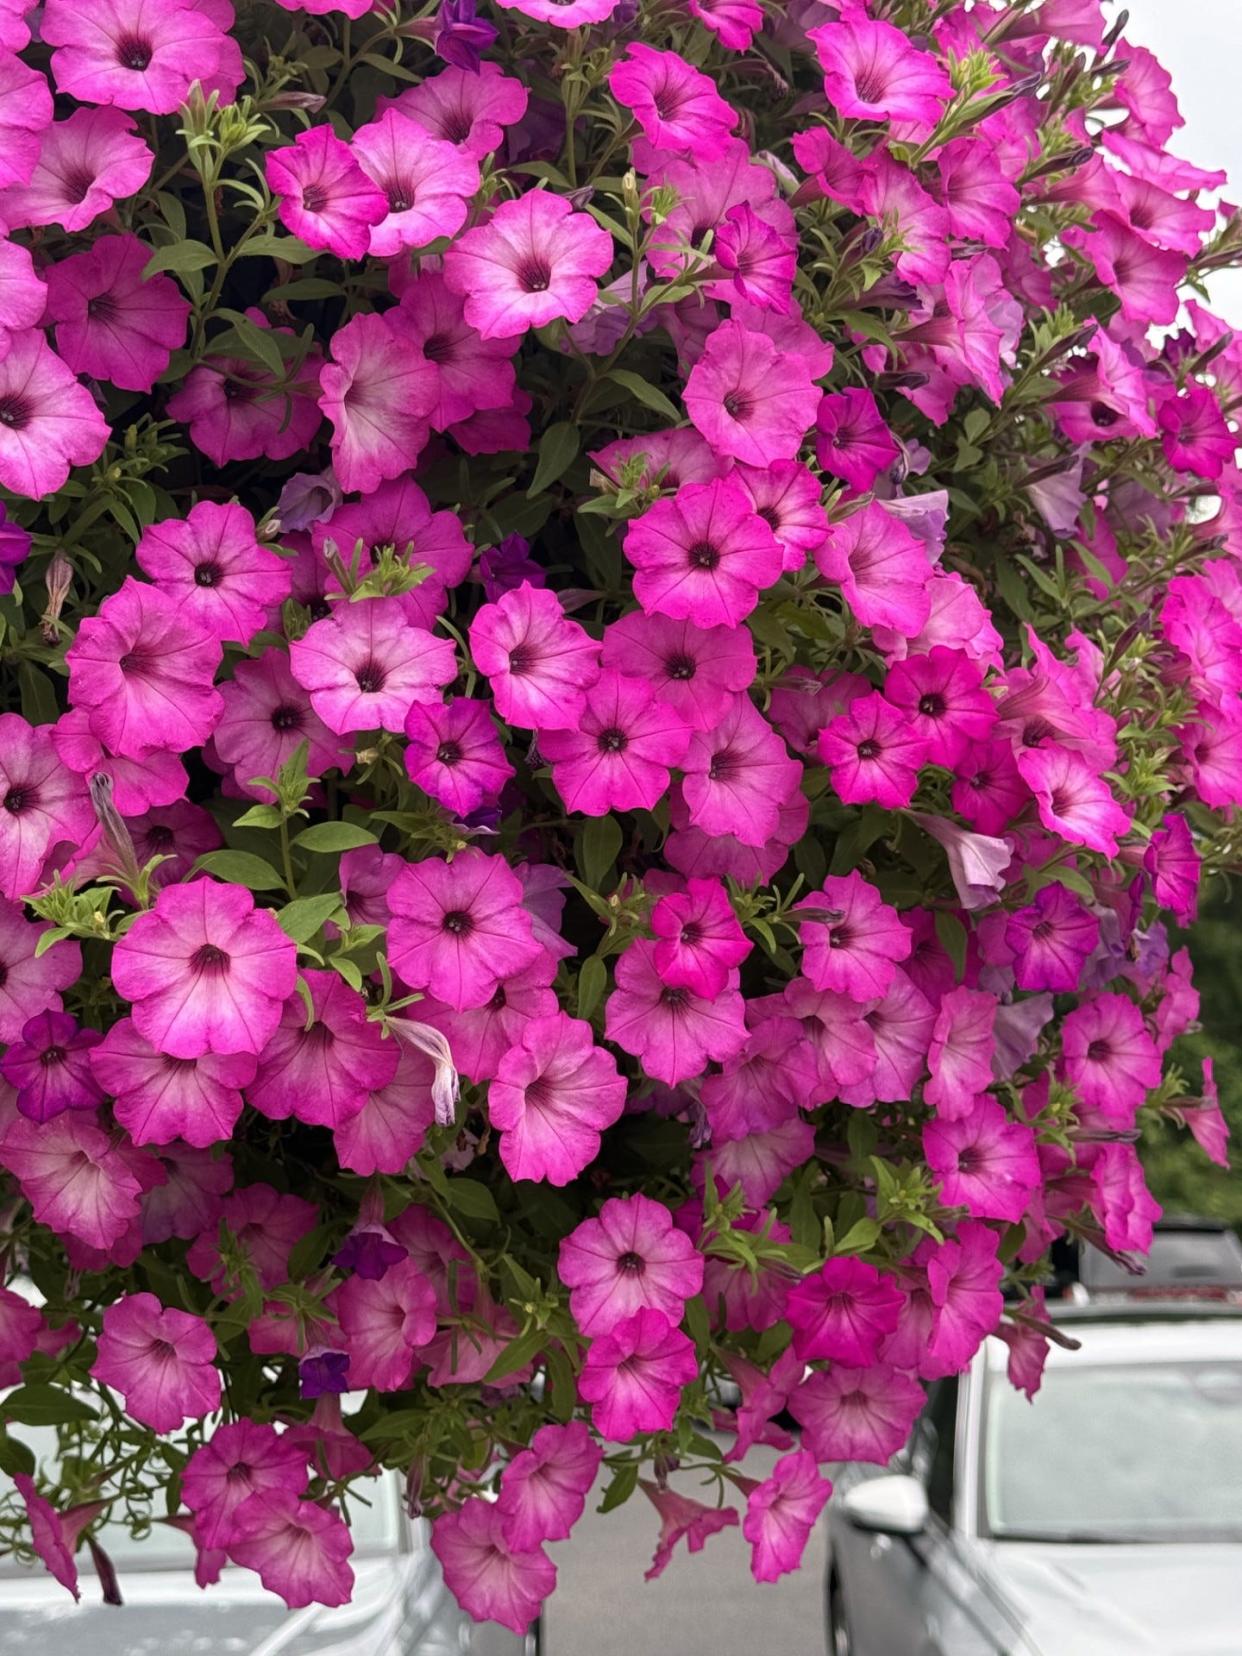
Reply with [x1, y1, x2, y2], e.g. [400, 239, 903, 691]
[0, 713, 93, 902]
[0, 330, 110, 500]
[609, 44, 737, 159]
[684, 321, 820, 467]
[443, 192, 614, 340]
[1144, 811, 1200, 926]
[815, 502, 933, 639]
[405, 697, 513, 817]
[111, 880, 298, 1060]
[1005, 884, 1099, 992]
[921, 1221, 1005, 1379]
[182, 1422, 309, 1550]
[791, 1363, 924, 1464]
[819, 692, 927, 810]
[353, 109, 480, 256]
[839, 970, 934, 1108]
[289, 596, 456, 736]
[795, 871, 910, 1003]
[414, 955, 559, 1084]
[387, 848, 543, 1011]
[0, 901, 81, 1043]
[1, 1012, 103, 1122]
[0, 243, 46, 365]
[1086, 1139, 1162, 1253]
[642, 1482, 738, 1580]
[884, 647, 997, 768]
[1016, 744, 1132, 857]
[601, 611, 756, 731]
[558, 1193, 704, 1337]
[432, 1499, 555, 1637]
[489, 1012, 627, 1185]
[681, 694, 801, 847]
[469, 583, 600, 731]
[185, 1182, 317, 1293]
[168, 325, 323, 468]
[0, 1108, 143, 1250]
[395, 271, 520, 432]
[923, 1096, 1040, 1223]
[332, 1046, 437, 1175]
[688, 0, 760, 48]
[787, 1256, 903, 1366]
[0, 106, 150, 232]
[625, 477, 783, 629]
[651, 877, 751, 999]
[498, 1421, 602, 1551]
[42, 0, 244, 115]
[925, 987, 997, 1118]
[492, 0, 620, 27]
[605, 937, 747, 1084]
[808, 15, 951, 139]
[711, 204, 797, 314]
[43, 233, 188, 393]
[1060, 991, 1161, 1128]
[228, 1493, 354, 1610]
[392, 63, 529, 161]
[578, 1308, 697, 1441]
[313, 471, 473, 622]
[214, 652, 353, 802]
[742, 1450, 832, 1584]
[136, 502, 290, 647]
[65, 577, 223, 760]
[12, 1477, 106, 1602]
[0, 52, 52, 192]
[249, 970, 399, 1130]
[318, 310, 437, 494]
[266, 125, 386, 260]
[91, 1292, 220, 1432]
[329, 1258, 437, 1391]
[91, 1017, 255, 1148]
[541, 670, 691, 815]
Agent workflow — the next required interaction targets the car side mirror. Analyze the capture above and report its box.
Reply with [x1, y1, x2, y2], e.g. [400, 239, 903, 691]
[841, 1474, 929, 1537]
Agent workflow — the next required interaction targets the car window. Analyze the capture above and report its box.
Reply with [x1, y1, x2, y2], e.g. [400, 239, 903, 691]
[980, 1359, 1242, 1542]
[904, 1377, 957, 1523]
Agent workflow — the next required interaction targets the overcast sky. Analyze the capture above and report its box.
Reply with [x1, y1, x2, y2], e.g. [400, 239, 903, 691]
[1120, 0, 1242, 320]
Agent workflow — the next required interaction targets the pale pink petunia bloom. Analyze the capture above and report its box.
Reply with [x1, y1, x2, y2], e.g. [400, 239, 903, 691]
[815, 502, 933, 639]
[432, 1499, 555, 1637]
[742, 1450, 832, 1583]
[0, 901, 81, 1043]
[489, 1012, 627, 1185]
[288, 596, 456, 735]
[1016, 744, 1132, 857]
[681, 695, 801, 847]
[651, 877, 751, 999]
[809, 15, 951, 138]
[625, 477, 783, 629]
[790, 1364, 924, 1464]
[703, 1116, 817, 1207]
[605, 938, 747, 1085]
[0, 1108, 143, 1250]
[684, 321, 820, 467]
[0, 52, 52, 191]
[214, 651, 352, 802]
[329, 1258, 437, 1391]
[712, 204, 797, 314]
[314, 471, 473, 622]
[91, 1292, 220, 1432]
[42, 0, 244, 115]
[12, 1476, 106, 1602]
[394, 270, 520, 432]
[0, 1285, 43, 1381]
[332, 1046, 438, 1174]
[795, 871, 911, 1003]
[353, 109, 480, 256]
[266, 125, 386, 259]
[469, 583, 600, 731]
[609, 44, 737, 159]
[558, 1193, 704, 1337]
[602, 611, 756, 731]
[387, 848, 543, 1011]
[492, 0, 619, 26]
[44, 233, 188, 393]
[0, 106, 150, 232]
[136, 501, 290, 646]
[924, 1096, 1040, 1223]
[786, 1257, 903, 1365]
[392, 63, 529, 162]
[182, 1422, 309, 1550]
[578, 1308, 698, 1441]
[249, 970, 399, 1130]
[168, 325, 323, 468]
[405, 697, 513, 817]
[925, 987, 998, 1119]
[111, 879, 298, 1060]
[0, 713, 93, 902]
[318, 310, 437, 494]
[444, 191, 613, 340]
[541, 670, 692, 816]
[839, 970, 934, 1108]
[641, 1482, 738, 1580]
[498, 1421, 602, 1551]
[0, 330, 110, 500]
[91, 1017, 255, 1148]
[414, 955, 559, 1084]
[0, 243, 49, 361]
[909, 812, 1013, 912]
[228, 1493, 354, 1610]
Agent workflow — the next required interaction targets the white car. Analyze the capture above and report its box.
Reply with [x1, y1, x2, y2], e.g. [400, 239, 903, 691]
[825, 1234, 1242, 1656]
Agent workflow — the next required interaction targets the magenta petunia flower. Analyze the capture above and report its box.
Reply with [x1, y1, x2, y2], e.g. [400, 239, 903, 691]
[265, 126, 386, 260]
[1, 1012, 103, 1123]
[884, 647, 997, 768]
[808, 15, 951, 138]
[415, 955, 559, 1084]
[733, 460, 827, 573]
[1144, 811, 1200, 926]
[91, 1292, 219, 1432]
[318, 310, 437, 495]
[136, 502, 290, 646]
[818, 691, 928, 809]
[393, 63, 529, 161]
[65, 578, 223, 760]
[688, 0, 760, 49]
[786, 1257, 903, 1366]
[1060, 991, 1161, 1128]
[681, 695, 801, 847]
[711, 204, 797, 315]
[839, 970, 934, 1108]
[923, 1096, 1040, 1223]
[641, 1482, 738, 1580]
[497, 1421, 602, 1552]
[0, 106, 151, 232]
[601, 611, 756, 732]
[925, 987, 998, 1119]
[492, 0, 619, 26]
[185, 1182, 317, 1293]
[0, 1108, 143, 1249]
[315, 471, 473, 624]
[387, 848, 543, 1012]
[443, 192, 614, 340]
[228, 1493, 354, 1610]
[182, 1422, 308, 1550]
[742, 1451, 832, 1584]
[12, 1477, 106, 1602]
[608, 44, 737, 160]
[790, 1363, 924, 1465]
[624, 477, 783, 629]
[168, 327, 323, 468]
[815, 502, 933, 639]
[214, 651, 352, 802]
[605, 938, 747, 1085]
[405, 698, 513, 818]
[1016, 744, 1132, 857]
[44, 233, 188, 393]
[353, 109, 480, 256]
[1005, 884, 1099, 992]
[469, 583, 600, 731]
[111, 880, 298, 1060]
[579, 1308, 697, 1442]
[432, 1499, 555, 1637]
[288, 596, 456, 736]
[333, 1046, 438, 1174]
[684, 321, 820, 467]
[0, 714, 93, 902]
[1159, 384, 1235, 480]
[651, 877, 751, 999]
[0, 901, 81, 1043]
[795, 871, 911, 1003]
[91, 1017, 255, 1148]
[43, 0, 243, 114]
[0, 330, 110, 501]
[395, 271, 521, 433]
[249, 970, 398, 1130]
[0, 52, 52, 191]
[558, 1193, 704, 1337]
[0, 244, 47, 365]
[488, 1012, 627, 1185]
[1063, 212, 1184, 327]
[329, 1258, 436, 1391]
[541, 670, 691, 816]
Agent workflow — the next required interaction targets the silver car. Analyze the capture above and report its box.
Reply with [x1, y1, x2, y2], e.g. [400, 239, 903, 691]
[825, 1302, 1242, 1656]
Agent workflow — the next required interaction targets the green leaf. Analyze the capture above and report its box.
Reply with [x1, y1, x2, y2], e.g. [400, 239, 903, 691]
[834, 1217, 882, 1256]
[293, 822, 378, 853]
[0, 1434, 35, 1476]
[528, 422, 580, 496]
[576, 955, 607, 1021]
[233, 804, 285, 831]
[934, 911, 967, 983]
[605, 368, 682, 424]
[275, 893, 343, 944]
[238, 233, 318, 265]
[444, 1178, 499, 1223]
[580, 814, 622, 889]
[482, 1326, 544, 1385]
[17, 663, 59, 727]
[195, 850, 286, 891]
[142, 240, 217, 277]
[598, 1460, 639, 1513]
[3, 1385, 99, 1427]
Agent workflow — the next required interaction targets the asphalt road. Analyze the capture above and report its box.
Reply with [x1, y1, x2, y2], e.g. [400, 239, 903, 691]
[546, 1442, 829, 1656]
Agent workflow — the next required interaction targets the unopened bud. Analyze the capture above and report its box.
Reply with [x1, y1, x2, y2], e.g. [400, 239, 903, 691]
[40, 550, 73, 642]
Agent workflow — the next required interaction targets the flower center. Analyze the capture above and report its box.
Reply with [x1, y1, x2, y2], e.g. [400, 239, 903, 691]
[688, 541, 721, 572]
[194, 562, 222, 588]
[301, 184, 330, 214]
[115, 33, 153, 70]
[150, 1338, 176, 1360]
[3, 788, 27, 814]
[666, 653, 696, 681]
[40, 1045, 66, 1068]
[722, 390, 752, 421]
[507, 644, 536, 676]
[145, 826, 175, 852]
[1086, 1038, 1111, 1062]
[517, 257, 553, 294]
[442, 909, 473, 936]
[422, 331, 453, 364]
[616, 1251, 646, 1274]
[436, 740, 463, 766]
[63, 168, 96, 205]
[387, 188, 412, 214]
[660, 985, 689, 1009]
[1090, 400, 1119, 428]
[190, 944, 230, 975]
[597, 726, 628, 754]
[354, 658, 387, 694]
[86, 293, 120, 322]
[0, 395, 32, 431]
[918, 693, 945, 717]
[852, 64, 887, 104]
[707, 748, 734, 781]
[223, 379, 256, 402]
[856, 739, 880, 760]
[271, 704, 303, 733]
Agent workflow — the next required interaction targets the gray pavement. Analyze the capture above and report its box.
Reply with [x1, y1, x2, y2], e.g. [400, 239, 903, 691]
[546, 1442, 829, 1656]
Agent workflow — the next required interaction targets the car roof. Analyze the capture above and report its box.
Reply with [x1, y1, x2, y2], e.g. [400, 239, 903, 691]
[983, 1307, 1242, 1372]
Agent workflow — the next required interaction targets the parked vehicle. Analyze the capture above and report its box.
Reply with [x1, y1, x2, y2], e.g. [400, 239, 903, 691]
[824, 1224, 1242, 1656]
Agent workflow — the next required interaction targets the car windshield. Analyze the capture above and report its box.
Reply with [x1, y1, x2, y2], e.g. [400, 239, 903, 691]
[982, 1359, 1242, 1543]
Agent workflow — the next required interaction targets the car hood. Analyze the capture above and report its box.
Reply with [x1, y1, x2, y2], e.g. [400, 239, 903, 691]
[974, 1540, 1242, 1656]
[0, 1554, 467, 1656]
